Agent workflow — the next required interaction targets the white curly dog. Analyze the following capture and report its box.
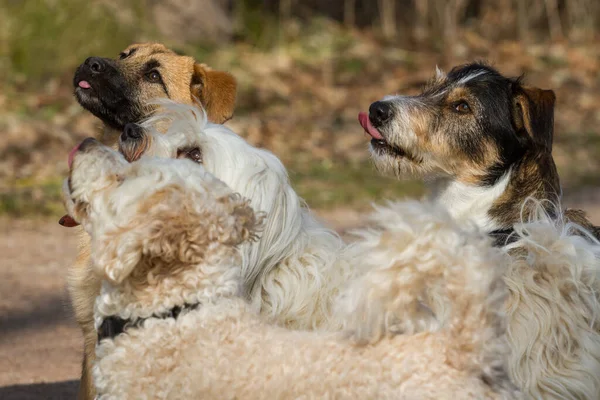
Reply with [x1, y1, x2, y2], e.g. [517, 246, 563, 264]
[62, 138, 520, 399]
[121, 101, 600, 399]
[118, 102, 351, 331]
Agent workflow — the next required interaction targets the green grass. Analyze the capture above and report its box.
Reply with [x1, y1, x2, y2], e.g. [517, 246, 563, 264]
[0, 178, 64, 218]
[0, 0, 144, 85]
[3, 135, 597, 218]
[0, 160, 423, 218]
[289, 160, 424, 210]
[0, 130, 596, 218]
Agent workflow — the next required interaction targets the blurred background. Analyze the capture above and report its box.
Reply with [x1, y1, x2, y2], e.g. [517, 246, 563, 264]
[1, 0, 599, 398]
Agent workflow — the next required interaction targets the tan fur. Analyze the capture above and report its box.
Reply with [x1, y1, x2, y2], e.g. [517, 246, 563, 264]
[503, 201, 600, 399]
[67, 151, 517, 398]
[95, 43, 236, 145]
[68, 42, 237, 399]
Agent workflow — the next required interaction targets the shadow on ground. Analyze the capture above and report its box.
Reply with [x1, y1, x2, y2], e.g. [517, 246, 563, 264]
[0, 380, 78, 400]
[0, 295, 72, 337]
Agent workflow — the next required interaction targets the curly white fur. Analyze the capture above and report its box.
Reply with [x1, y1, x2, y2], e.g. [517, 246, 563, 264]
[67, 154, 519, 398]
[133, 102, 353, 330]
[502, 198, 600, 400]
[337, 200, 517, 395]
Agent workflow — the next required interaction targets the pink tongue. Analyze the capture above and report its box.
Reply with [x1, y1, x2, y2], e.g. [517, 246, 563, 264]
[78, 80, 91, 89]
[357, 112, 384, 140]
[68, 143, 81, 168]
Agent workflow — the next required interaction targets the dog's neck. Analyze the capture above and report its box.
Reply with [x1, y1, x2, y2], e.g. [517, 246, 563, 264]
[93, 258, 241, 331]
[429, 173, 512, 233]
[428, 152, 561, 234]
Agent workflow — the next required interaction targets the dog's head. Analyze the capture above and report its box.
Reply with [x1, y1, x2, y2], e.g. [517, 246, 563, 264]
[117, 102, 206, 164]
[74, 42, 237, 133]
[113, 102, 325, 300]
[359, 63, 556, 185]
[63, 138, 262, 288]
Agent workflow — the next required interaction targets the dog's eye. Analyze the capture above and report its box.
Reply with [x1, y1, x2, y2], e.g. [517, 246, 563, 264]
[187, 148, 202, 163]
[453, 101, 471, 114]
[177, 147, 202, 163]
[119, 52, 127, 60]
[145, 70, 161, 83]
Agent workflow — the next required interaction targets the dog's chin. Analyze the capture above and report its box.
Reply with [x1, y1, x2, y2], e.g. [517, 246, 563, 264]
[369, 141, 427, 178]
[75, 89, 140, 131]
[119, 141, 148, 163]
[370, 138, 408, 158]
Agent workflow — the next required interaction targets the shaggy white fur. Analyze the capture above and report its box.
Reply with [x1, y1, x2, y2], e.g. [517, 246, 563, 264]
[502, 199, 600, 400]
[65, 147, 520, 398]
[128, 102, 353, 330]
[338, 200, 516, 394]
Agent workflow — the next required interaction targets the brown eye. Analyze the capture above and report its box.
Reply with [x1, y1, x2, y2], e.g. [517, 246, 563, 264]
[177, 147, 202, 163]
[187, 148, 202, 163]
[454, 101, 470, 113]
[145, 70, 161, 83]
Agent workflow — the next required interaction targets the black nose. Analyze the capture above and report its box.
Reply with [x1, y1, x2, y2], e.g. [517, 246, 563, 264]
[121, 123, 143, 142]
[85, 57, 107, 74]
[369, 101, 392, 127]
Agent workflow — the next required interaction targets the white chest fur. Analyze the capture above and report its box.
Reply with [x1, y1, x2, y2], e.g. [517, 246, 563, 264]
[430, 173, 511, 232]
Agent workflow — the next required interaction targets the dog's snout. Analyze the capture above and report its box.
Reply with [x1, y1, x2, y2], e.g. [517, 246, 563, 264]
[85, 57, 107, 74]
[121, 123, 144, 142]
[79, 137, 98, 152]
[369, 101, 393, 127]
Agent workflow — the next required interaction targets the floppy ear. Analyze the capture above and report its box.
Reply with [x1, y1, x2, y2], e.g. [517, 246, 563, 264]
[512, 85, 556, 151]
[191, 63, 237, 124]
[91, 226, 143, 285]
[91, 217, 206, 285]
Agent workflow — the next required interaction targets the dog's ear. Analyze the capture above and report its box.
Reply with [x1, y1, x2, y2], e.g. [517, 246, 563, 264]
[512, 85, 556, 151]
[217, 193, 264, 246]
[191, 63, 237, 124]
[91, 226, 144, 285]
[91, 216, 206, 285]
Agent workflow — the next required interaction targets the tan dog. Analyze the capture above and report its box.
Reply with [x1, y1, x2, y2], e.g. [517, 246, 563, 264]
[73, 42, 236, 145]
[64, 42, 237, 400]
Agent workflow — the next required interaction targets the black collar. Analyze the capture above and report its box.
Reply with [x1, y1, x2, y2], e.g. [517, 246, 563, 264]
[488, 227, 516, 247]
[98, 302, 201, 342]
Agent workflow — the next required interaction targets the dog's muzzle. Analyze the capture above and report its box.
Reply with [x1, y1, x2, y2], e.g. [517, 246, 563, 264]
[119, 123, 149, 162]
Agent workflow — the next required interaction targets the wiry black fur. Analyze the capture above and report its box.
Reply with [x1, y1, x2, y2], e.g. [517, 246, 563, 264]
[74, 57, 144, 130]
[424, 63, 531, 186]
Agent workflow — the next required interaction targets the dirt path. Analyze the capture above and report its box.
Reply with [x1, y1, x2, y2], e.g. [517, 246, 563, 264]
[0, 210, 366, 400]
[0, 218, 81, 399]
[0, 200, 598, 399]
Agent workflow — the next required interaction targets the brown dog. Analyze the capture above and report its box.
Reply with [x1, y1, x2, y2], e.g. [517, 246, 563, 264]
[65, 42, 237, 400]
[358, 62, 600, 399]
[73, 42, 236, 145]
[358, 62, 599, 244]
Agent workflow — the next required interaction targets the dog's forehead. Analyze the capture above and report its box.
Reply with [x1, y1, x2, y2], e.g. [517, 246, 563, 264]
[122, 48, 195, 80]
[118, 43, 194, 70]
[121, 43, 174, 58]
[422, 64, 509, 97]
